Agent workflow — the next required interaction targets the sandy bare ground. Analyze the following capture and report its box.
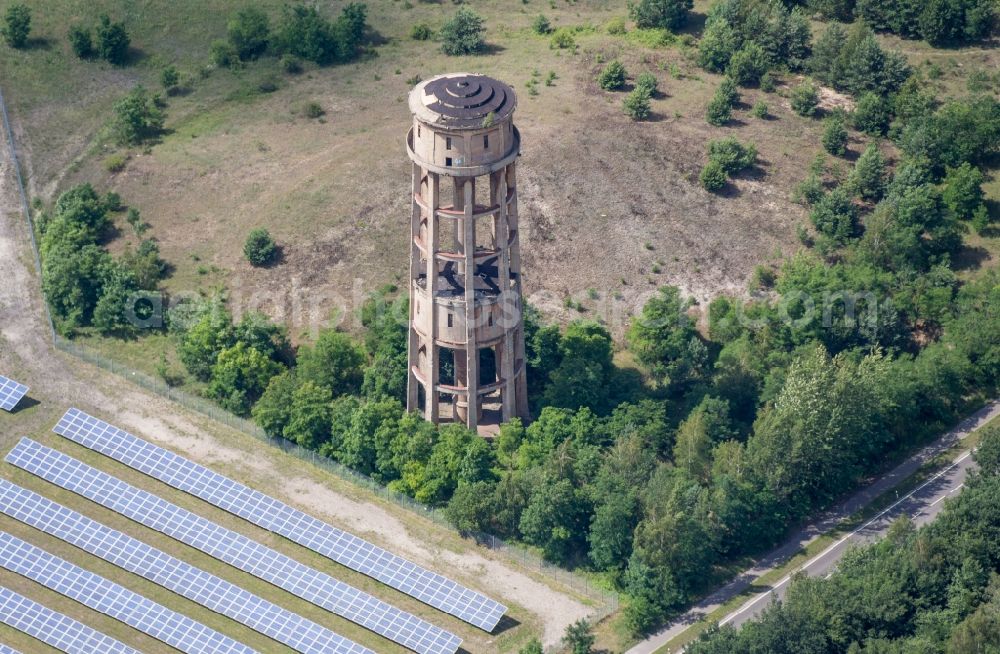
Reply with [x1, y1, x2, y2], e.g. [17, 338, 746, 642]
[0, 103, 590, 650]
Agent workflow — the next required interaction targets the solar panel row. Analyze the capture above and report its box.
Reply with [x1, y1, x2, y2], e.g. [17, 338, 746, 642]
[0, 586, 141, 654]
[0, 644, 21, 654]
[54, 408, 508, 631]
[0, 375, 28, 412]
[0, 531, 256, 654]
[6, 438, 461, 654]
[0, 470, 373, 654]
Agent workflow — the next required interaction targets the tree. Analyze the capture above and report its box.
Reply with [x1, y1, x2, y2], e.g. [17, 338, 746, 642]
[623, 88, 652, 121]
[532, 14, 551, 35]
[253, 371, 299, 437]
[821, 115, 849, 156]
[942, 163, 985, 221]
[597, 60, 627, 91]
[706, 78, 738, 126]
[296, 329, 365, 397]
[635, 71, 659, 96]
[852, 93, 890, 136]
[273, 3, 366, 65]
[809, 187, 857, 245]
[160, 65, 180, 93]
[697, 21, 738, 73]
[2, 3, 31, 48]
[178, 302, 234, 380]
[849, 143, 887, 201]
[92, 263, 140, 335]
[543, 321, 614, 412]
[228, 6, 270, 60]
[727, 41, 768, 87]
[700, 160, 728, 192]
[440, 7, 485, 56]
[283, 381, 333, 449]
[112, 87, 165, 146]
[562, 619, 596, 654]
[208, 342, 282, 416]
[790, 80, 819, 117]
[628, 286, 706, 393]
[96, 14, 130, 65]
[973, 425, 1000, 477]
[629, 0, 694, 31]
[68, 25, 93, 58]
[243, 228, 277, 266]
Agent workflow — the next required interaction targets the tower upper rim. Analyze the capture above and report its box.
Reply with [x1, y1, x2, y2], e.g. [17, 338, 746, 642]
[409, 73, 517, 130]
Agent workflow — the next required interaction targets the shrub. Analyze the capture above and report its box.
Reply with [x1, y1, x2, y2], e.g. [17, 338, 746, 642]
[794, 173, 825, 205]
[68, 24, 93, 58]
[280, 53, 303, 74]
[160, 65, 180, 93]
[228, 7, 270, 60]
[629, 0, 694, 31]
[532, 14, 552, 35]
[848, 143, 887, 201]
[726, 41, 768, 87]
[708, 136, 757, 174]
[750, 100, 768, 118]
[716, 77, 739, 106]
[821, 116, 849, 156]
[809, 187, 857, 243]
[705, 95, 732, 126]
[210, 40, 240, 68]
[598, 60, 627, 90]
[2, 3, 30, 49]
[244, 228, 277, 266]
[635, 71, 659, 96]
[606, 16, 627, 35]
[623, 88, 652, 120]
[104, 154, 127, 173]
[790, 80, 819, 117]
[759, 72, 776, 92]
[440, 7, 485, 55]
[112, 87, 165, 146]
[96, 14, 130, 65]
[410, 22, 433, 40]
[700, 160, 728, 192]
[304, 101, 325, 118]
[550, 27, 575, 49]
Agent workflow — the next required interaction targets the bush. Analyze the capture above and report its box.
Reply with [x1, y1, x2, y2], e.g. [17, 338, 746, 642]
[700, 160, 728, 192]
[532, 14, 551, 35]
[96, 14, 130, 65]
[809, 187, 857, 243]
[821, 116, 848, 156]
[708, 136, 757, 174]
[629, 0, 694, 31]
[750, 101, 768, 118]
[635, 72, 659, 96]
[623, 88, 652, 121]
[104, 154, 127, 173]
[851, 93, 890, 136]
[280, 53, 303, 74]
[706, 95, 732, 126]
[716, 77, 739, 106]
[759, 72, 776, 92]
[440, 7, 485, 56]
[598, 60, 627, 90]
[794, 173, 825, 205]
[160, 65, 180, 93]
[244, 228, 277, 266]
[228, 6, 270, 60]
[68, 24, 93, 58]
[210, 39, 240, 68]
[410, 22, 433, 40]
[112, 87, 165, 146]
[726, 41, 768, 87]
[606, 16, 627, 35]
[2, 3, 30, 49]
[790, 80, 819, 117]
[304, 101, 325, 118]
[550, 27, 575, 49]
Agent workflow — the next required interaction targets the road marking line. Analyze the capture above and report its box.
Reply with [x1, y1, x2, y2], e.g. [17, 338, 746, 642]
[718, 450, 973, 627]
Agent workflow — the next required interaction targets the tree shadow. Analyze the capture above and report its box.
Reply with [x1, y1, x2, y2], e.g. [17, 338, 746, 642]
[479, 42, 506, 55]
[952, 245, 991, 272]
[677, 11, 707, 36]
[260, 244, 287, 269]
[23, 36, 53, 51]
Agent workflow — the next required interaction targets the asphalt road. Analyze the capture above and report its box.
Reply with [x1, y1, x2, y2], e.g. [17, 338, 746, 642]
[626, 400, 999, 654]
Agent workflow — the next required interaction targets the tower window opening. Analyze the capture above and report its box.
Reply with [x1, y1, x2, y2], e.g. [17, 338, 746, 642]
[447, 313, 454, 327]
[446, 137, 452, 150]
[483, 134, 489, 148]
[418, 125, 421, 137]
[445, 157, 453, 167]
[488, 314, 493, 327]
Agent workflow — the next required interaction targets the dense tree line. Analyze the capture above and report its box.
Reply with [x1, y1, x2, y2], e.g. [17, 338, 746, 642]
[39, 184, 165, 335]
[687, 426, 1000, 653]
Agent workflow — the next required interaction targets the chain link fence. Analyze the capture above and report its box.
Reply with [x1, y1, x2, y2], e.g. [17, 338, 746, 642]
[3, 84, 620, 630]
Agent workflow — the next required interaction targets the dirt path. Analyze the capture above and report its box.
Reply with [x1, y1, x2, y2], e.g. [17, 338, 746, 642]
[0, 93, 590, 650]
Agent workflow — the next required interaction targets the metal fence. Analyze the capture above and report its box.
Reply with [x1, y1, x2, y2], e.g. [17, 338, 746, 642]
[2, 84, 619, 629]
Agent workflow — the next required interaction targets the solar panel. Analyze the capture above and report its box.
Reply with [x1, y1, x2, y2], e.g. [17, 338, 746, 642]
[0, 645, 22, 654]
[0, 586, 141, 654]
[53, 407, 509, 631]
[0, 473, 373, 654]
[0, 375, 28, 412]
[5, 439, 462, 654]
[0, 531, 256, 654]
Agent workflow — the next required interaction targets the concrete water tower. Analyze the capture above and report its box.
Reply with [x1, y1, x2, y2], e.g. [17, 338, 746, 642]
[405, 73, 529, 433]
